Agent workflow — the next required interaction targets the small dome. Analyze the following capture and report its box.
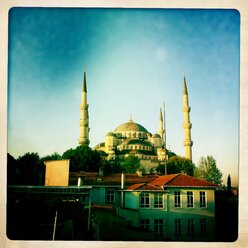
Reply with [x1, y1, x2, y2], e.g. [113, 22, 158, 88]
[152, 133, 161, 138]
[105, 132, 115, 137]
[114, 119, 148, 133]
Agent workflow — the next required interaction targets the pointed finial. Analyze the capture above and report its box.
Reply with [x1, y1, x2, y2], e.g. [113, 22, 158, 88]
[183, 76, 188, 95]
[129, 113, 133, 122]
[159, 107, 163, 121]
[83, 65, 87, 93]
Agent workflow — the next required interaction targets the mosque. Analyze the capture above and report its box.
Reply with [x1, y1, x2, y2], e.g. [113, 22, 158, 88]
[78, 69, 193, 173]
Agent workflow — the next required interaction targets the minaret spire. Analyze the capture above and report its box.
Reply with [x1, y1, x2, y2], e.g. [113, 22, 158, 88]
[83, 65, 87, 93]
[182, 76, 193, 160]
[158, 107, 164, 141]
[79, 66, 90, 146]
[163, 101, 166, 149]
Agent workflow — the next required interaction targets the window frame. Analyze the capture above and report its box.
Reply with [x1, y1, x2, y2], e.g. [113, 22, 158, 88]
[154, 193, 164, 209]
[140, 219, 150, 230]
[105, 189, 115, 204]
[187, 191, 194, 208]
[200, 218, 207, 234]
[187, 219, 195, 235]
[140, 192, 150, 208]
[200, 191, 207, 208]
[174, 219, 182, 236]
[154, 219, 164, 237]
[174, 191, 181, 208]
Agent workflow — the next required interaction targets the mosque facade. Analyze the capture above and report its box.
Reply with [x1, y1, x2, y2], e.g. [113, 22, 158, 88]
[78, 69, 193, 173]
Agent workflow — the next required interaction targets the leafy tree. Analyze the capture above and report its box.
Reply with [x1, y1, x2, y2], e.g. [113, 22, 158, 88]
[227, 174, 232, 192]
[17, 152, 42, 185]
[103, 157, 123, 173]
[121, 155, 140, 173]
[194, 155, 223, 185]
[62, 145, 101, 172]
[157, 156, 195, 176]
[41, 152, 62, 162]
[7, 153, 19, 185]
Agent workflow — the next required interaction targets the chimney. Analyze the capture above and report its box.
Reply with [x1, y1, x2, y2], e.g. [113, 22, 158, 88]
[99, 167, 104, 177]
[77, 177, 82, 186]
[121, 173, 125, 189]
[137, 169, 142, 177]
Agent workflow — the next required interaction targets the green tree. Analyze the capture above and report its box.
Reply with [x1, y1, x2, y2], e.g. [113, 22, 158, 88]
[194, 155, 223, 185]
[17, 152, 42, 185]
[227, 174, 232, 192]
[121, 155, 140, 173]
[7, 153, 19, 185]
[41, 152, 62, 162]
[157, 156, 195, 176]
[62, 145, 101, 172]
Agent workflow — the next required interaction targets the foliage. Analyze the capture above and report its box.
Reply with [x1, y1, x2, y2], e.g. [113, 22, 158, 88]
[227, 174, 232, 192]
[41, 152, 62, 162]
[62, 145, 101, 172]
[16, 152, 43, 185]
[157, 155, 195, 176]
[194, 155, 223, 185]
[103, 157, 123, 173]
[121, 155, 140, 173]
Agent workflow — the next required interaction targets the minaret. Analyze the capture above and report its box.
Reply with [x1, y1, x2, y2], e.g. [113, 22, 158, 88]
[79, 67, 90, 145]
[158, 108, 165, 141]
[182, 76, 193, 160]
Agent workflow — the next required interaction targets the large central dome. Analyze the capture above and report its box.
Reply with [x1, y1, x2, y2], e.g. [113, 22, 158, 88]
[114, 119, 148, 133]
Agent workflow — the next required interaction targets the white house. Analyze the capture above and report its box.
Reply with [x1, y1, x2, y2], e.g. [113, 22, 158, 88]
[118, 173, 217, 241]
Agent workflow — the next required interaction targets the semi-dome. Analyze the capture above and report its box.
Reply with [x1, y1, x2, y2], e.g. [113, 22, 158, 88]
[114, 119, 148, 133]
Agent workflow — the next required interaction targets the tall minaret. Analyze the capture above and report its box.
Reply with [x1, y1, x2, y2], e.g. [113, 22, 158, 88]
[182, 76, 193, 160]
[79, 67, 90, 146]
[158, 107, 165, 141]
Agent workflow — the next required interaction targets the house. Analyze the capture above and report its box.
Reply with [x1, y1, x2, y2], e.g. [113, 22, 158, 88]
[118, 173, 217, 241]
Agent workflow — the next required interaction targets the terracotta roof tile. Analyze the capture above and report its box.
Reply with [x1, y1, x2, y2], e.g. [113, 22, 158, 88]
[69, 172, 158, 186]
[165, 174, 217, 187]
[150, 174, 178, 187]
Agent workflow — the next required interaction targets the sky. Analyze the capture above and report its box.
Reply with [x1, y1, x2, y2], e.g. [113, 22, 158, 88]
[7, 8, 240, 186]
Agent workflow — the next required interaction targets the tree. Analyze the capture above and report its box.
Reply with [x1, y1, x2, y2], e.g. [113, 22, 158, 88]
[17, 152, 42, 185]
[41, 152, 62, 162]
[7, 153, 19, 185]
[194, 155, 223, 185]
[157, 156, 195, 176]
[121, 155, 140, 173]
[227, 174, 232, 192]
[62, 145, 101, 172]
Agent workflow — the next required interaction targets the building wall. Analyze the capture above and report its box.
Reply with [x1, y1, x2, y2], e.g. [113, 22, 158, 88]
[118, 188, 216, 241]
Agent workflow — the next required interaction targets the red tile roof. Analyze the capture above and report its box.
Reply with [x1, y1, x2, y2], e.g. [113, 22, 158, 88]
[125, 174, 217, 191]
[69, 172, 158, 186]
[151, 174, 217, 188]
[126, 183, 162, 191]
[149, 174, 178, 187]
[70, 172, 217, 189]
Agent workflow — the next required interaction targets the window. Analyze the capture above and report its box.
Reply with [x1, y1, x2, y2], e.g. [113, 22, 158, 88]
[140, 219, 150, 230]
[105, 189, 115, 204]
[174, 191, 181, 208]
[154, 219, 163, 237]
[200, 218, 207, 234]
[187, 219, 195, 235]
[200, 191, 207, 208]
[187, 191, 194, 208]
[154, 193, 164, 208]
[174, 219, 182, 236]
[140, 192, 150, 208]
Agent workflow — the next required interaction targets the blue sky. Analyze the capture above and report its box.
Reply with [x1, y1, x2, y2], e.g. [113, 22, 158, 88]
[8, 8, 240, 185]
